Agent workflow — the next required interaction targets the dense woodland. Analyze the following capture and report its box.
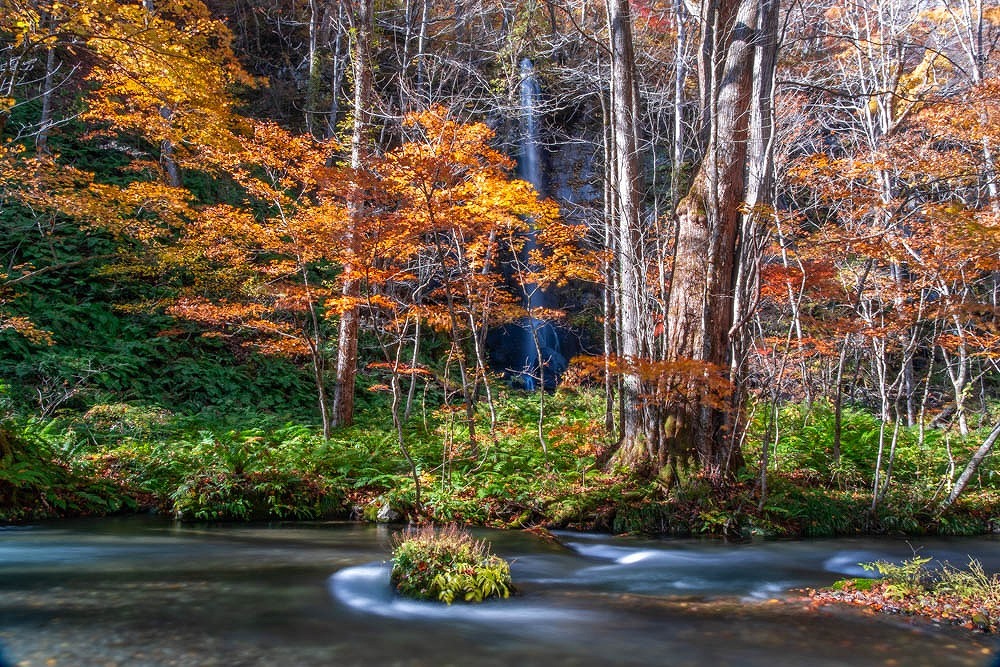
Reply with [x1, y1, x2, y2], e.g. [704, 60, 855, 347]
[0, 0, 998, 536]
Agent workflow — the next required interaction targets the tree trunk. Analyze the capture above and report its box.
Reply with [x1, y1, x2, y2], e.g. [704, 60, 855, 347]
[332, 0, 373, 427]
[305, 0, 322, 136]
[430, 232, 479, 457]
[598, 64, 617, 440]
[663, 0, 760, 475]
[35, 40, 57, 155]
[324, 2, 347, 140]
[671, 0, 689, 205]
[605, 0, 648, 469]
[141, 0, 182, 186]
[415, 0, 430, 99]
[941, 421, 1000, 511]
[728, 0, 779, 471]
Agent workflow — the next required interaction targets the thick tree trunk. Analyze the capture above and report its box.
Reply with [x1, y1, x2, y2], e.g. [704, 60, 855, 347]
[332, 0, 373, 427]
[663, 0, 759, 474]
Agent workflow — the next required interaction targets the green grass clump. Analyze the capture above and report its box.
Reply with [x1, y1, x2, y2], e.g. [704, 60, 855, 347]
[861, 554, 933, 598]
[390, 526, 513, 604]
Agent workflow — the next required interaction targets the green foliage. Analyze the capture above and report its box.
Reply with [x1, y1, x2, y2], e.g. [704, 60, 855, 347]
[759, 475, 952, 537]
[81, 403, 173, 443]
[94, 420, 349, 520]
[861, 555, 933, 598]
[937, 559, 1000, 606]
[171, 469, 344, 520]
[761, 481, 867, 537]
[1, 380, 997, 539]
[852, 554, 1000, 608]
[936, 504, 991, 536]
[817, 554, 1000, 631]
[545, 478, 630, 531]
[600, 472, 762, 537]
[832, 577, 876, 592]
[0, 419, 131, 521]
[749, 400, 953, 490]
[613, 500, 688, 535]
[0, 188, 317, 419]
[390, 526, 513, 604]
[743, 399, 1000, 537]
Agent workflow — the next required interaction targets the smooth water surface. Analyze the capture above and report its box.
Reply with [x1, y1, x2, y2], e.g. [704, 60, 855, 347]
[2, 517, 999, 666]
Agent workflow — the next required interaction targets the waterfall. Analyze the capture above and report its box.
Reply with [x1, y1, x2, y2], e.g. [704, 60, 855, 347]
[511, 59, 565, 390]
[519, 58, 543, 200]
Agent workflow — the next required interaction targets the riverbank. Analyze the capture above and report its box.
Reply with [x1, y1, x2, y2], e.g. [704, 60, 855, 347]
[807, 554, 1000, 635]
[3, 395, 999, 539]
[5, 466, 1000, 541]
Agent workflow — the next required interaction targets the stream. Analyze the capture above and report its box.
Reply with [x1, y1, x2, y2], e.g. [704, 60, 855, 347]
[2, 517, 999, 666]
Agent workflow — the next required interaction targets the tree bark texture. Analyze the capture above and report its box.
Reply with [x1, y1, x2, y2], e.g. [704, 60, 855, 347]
[664, 0, 764, 474]
[332, 0, 373, 427]
[606, 0, 649, 469]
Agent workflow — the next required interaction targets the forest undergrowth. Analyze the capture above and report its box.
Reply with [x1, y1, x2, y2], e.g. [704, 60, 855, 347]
[2, 387, 998, 540]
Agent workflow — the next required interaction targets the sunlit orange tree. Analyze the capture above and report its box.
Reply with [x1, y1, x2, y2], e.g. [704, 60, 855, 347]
[0, 0, 252, 363]
[375, 106, 593, 451]
[161, 122, 348, 438]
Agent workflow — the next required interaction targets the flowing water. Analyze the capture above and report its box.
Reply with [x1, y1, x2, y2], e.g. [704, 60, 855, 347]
[1, 517, 999, 666]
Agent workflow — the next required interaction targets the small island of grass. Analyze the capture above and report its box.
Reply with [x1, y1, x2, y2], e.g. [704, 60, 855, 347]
[390, 526, 513, 604]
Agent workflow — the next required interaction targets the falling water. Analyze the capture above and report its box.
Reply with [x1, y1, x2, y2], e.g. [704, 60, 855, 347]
[513, 59, 565, 390]
[519, 58, 543, 204]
